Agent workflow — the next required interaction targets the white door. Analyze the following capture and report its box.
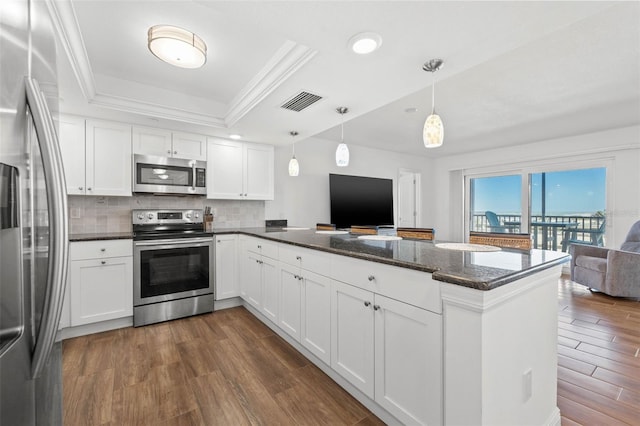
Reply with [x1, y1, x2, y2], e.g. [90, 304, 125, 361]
[215, 235, 238, 300]
[86, 120, 132, 196]
[132, 126, 172, 157]
[242, 252, 262, 309]
[207, 138, 244, 199]
[301, 270, 331, 365]
[278, 264, 301, 340]
[244, 143, 274, 200]
[260, 257, 279, 323]
[398, 170, 420, 227]
[172, 132, 207, 160]
[330, 280, 375, 398]
[374, 294, 443, 425]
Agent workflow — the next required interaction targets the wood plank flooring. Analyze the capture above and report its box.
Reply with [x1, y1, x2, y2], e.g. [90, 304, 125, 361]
[62, 307, 384, 425]
[63, 278, 640, 425]
[557, 278, 640, 426]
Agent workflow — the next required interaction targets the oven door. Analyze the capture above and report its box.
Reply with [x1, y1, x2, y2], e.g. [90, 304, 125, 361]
[134, 237, 213, 306]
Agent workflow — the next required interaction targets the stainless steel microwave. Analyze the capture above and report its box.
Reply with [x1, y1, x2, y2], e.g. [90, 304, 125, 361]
[133, 154, 206, 195]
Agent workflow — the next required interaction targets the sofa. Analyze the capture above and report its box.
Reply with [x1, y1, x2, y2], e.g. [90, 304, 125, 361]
[569, 220, 640, 297]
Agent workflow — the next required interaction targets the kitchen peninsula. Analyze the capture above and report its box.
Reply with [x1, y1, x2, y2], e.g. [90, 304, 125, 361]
[214, 228, 569, 426]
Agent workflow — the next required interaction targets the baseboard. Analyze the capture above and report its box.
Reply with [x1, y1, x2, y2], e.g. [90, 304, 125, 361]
[57, 316, 133, 341]
[214, 297, 243, 310]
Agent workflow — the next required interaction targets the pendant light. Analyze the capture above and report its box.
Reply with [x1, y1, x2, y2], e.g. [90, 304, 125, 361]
[422, 58, 444, 148]
[335, 107, 349, 167]
[148, 25, 207, 69]
[288, 131, 300, 177]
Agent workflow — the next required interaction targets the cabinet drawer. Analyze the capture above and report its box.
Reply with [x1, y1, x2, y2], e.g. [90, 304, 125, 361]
[245, 237, 278, 259]
[70, 239, 133, 260]
[279, 244, 331, 273]
[331, 255, 441, 314]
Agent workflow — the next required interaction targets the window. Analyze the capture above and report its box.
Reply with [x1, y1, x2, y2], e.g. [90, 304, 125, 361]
[466, 166, 607, 252]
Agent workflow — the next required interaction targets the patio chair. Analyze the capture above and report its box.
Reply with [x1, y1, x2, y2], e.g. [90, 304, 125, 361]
[561, 219, 606, 251]
[569, 220, 640, 297]
[485, 211, 511, 233]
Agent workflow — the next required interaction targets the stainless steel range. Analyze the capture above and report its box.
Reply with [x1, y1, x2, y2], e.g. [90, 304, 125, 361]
[132, 209, 213, 327]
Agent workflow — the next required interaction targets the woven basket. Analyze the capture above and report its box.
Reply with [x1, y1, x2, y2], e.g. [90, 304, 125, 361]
[469, 232, 532, 250]
[397, 227, 435, 240]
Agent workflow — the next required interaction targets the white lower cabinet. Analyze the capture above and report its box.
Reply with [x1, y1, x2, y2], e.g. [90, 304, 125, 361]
[240, 238, 279, 323]
[260, 257, 279, 323]
[69, 240, 133, 326]
[215, 234, 239, 300]
[242, 251, 263, 310]
[279, 264, 302, 340]
[331, 279, 442, 425]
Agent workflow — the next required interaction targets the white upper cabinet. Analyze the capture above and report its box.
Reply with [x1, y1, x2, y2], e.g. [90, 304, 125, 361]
[85, 120, 132, 196]
[207, 138, 274, 200]
[58, 116, 131, 196]
[133, 126, 207, 161]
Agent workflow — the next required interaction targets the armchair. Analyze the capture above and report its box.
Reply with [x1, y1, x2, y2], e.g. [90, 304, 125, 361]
[569, 220, 640, 297]
[485, 211, 511, 233]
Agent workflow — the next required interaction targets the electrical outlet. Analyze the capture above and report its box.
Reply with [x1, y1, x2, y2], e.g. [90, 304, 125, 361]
[523, 369, 533, 402]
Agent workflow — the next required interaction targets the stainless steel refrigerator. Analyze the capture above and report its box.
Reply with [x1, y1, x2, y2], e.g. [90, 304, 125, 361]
[1, 0, 69, 424]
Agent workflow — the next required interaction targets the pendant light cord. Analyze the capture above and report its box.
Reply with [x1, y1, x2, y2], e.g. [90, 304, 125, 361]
[431, 77, 436, 114]
[340, 113, 344, 143]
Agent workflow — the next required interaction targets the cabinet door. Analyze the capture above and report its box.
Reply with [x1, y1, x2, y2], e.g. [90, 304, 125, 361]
[331, 280, 374, 398]
[244, 143, 274, 200]
[374, 294, 443, 426]
[278, 264, 301, 340]
[132, 126, 172, 157]
[172, 132, 206, 161]
[242, 251, 262, 309]
[57, 115, 86, 195]
[260, 257, 279, 323]
[215, 235, 238, 300]
[207, 138, 244, 199]
[58, 278, 71, 330]
[70, 256, 133, 326]
[301, 270, 331, 365]
[86, 120, 132, 196]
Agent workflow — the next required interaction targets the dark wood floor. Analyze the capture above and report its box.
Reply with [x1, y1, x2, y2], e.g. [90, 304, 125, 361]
[62, 306, 384, 425]
[63, 278, 640, 425]
[557, 278, 640, 425]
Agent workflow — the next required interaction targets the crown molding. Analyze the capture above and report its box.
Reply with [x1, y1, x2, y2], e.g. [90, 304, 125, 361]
[47, 0, 96, 100]
[225, 41, 318, 127]
[49, 0, 315, 129]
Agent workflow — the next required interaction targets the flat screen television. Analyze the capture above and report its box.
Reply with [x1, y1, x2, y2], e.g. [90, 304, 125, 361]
[329, 173, 394, 229]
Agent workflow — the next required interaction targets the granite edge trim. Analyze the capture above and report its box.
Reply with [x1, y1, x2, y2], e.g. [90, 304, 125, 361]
[217, 230, 570, 291]
[69, 233, 134, 242]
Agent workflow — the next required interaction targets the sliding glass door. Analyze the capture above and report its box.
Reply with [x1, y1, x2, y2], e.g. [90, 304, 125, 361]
[466, 166, 606, 252]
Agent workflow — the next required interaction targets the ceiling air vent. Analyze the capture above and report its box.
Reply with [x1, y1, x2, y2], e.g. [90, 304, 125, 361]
[280, 91, 322, 112]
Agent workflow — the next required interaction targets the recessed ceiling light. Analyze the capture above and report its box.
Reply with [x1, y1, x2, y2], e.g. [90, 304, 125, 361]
[348, 32, 382, 55]
[404, 107, 418, 113]
[148, 25, 207, 69]
[229, 134, 242, 140]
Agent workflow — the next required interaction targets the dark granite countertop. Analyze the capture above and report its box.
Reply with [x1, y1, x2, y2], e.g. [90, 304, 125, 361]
[213, 227, 570, 291]
[69, 232, 133, 242]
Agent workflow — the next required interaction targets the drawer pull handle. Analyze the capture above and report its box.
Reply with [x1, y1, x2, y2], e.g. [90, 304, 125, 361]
[364, 301, 371, 307]
[373, 305, 380, 311]
[298, 276, 303, 281]
[368, 275, 375, 281]
[78, 186, 83, 190]
[294, 274, 299, 280]
[101, 261, 106, 265]
[100, 248, 106, 252]
[257, 245, 262, 249]
[296, 256, 302, 261]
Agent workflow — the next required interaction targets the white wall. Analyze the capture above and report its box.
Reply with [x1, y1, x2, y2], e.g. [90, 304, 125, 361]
[265, 137, 434, 228]
[431, 125, 640, 247]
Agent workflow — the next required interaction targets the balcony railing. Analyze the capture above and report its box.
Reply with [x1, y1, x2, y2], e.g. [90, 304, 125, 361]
[471, 214, 605, 251]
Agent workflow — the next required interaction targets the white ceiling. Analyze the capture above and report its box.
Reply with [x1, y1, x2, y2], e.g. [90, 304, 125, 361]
[53, 1, 640, 158]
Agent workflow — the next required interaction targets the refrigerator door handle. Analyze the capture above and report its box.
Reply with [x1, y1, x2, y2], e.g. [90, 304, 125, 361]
[25, 77, 69, 379]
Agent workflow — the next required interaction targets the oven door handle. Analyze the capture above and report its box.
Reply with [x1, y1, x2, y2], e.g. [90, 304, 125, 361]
[134, 237, 212, 247]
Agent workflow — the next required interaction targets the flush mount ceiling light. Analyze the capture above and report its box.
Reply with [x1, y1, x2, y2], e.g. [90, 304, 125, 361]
[348, 32, 382, 54]
[335, 107, 350, 167]
[229, 134, 242, 140]
[148, 25, 207, 69]
[288, 131, 300, 177]
[422, 58, 444, 148]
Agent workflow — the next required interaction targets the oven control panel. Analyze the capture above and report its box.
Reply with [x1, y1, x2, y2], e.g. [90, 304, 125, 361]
[132, 209, 203, 225]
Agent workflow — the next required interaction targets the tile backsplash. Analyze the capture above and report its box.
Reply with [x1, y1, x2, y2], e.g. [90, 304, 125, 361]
[68, 195, 265, 234]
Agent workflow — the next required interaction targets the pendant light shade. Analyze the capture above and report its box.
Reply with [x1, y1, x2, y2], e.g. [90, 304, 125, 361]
[336, 107, 349, 167]
[288, 131, 299, 177]
[422, 59, 444, 148]
[148, 25, 207, 69]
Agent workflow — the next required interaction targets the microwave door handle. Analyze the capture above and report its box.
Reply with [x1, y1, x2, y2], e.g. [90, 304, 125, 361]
[192, 162, 196, 192]
[25, 77, 69, 379]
